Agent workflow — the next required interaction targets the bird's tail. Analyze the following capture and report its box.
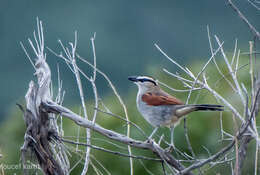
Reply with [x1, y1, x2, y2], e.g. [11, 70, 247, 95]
[175, 104, 224, 117]
[192, 104, 224, 111]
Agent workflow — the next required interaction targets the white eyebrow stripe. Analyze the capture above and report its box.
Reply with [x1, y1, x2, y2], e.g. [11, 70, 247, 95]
[137, 76, 154, 80]
[136, 76, 157, 85]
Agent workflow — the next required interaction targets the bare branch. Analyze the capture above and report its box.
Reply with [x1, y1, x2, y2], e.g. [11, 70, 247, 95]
[227, 0, 260, 40]
[42, 100, 194, 175]
[95, 108, 148, 138]
[58, 32, 91, 174]
[76, 54, 134, 174]
[248, 0, 260, 10]
[215, 35, 246, 108]
[155, 43, 193, 77]
[62, 138, 161, 162]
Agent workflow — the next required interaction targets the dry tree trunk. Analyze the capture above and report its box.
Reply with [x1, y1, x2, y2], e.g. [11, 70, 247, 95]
[20, 83, 63, 175]
[19, 19, 69, 175]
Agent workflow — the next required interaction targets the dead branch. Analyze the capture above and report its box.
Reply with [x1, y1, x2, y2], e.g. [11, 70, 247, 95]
[41, 100, 194, 175]
[61, 138, 161, 162]
[227, 0, 260, 40]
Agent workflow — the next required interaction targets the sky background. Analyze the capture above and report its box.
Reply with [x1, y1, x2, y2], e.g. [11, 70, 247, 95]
[1, 0, 259, 120]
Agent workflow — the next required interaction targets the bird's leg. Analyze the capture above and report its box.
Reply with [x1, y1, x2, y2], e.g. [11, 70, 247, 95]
[166, 126, 175, 152]
[147, 127, 158, 142]
[170, 126, 175, 146]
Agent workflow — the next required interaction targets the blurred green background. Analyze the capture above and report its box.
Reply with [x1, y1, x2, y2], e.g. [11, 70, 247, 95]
[1, 0, 259, 174]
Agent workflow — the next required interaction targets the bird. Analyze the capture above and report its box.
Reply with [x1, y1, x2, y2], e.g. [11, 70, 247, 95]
[128, 75, 224, 147]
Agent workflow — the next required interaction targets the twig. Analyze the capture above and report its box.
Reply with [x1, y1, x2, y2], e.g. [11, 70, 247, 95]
[248, 0, 260, 10]
[186, 41, 224, 103]
[90, 33, 99, 124]
[95, 108, 148, 138]
[90, 155, 112, 175]
[220, 112, 224, 140]
[254, 138, 259, 175]
[20, 42, 37, 70]
[76, 54, 134, 175]
[227, 0, 260, 40]
[232, 114, 239, 175]
[69, 154, 84, 174]
[231, 39, 238, 66]
[138, 160, 155, 175]
[183, 118, 195, 158]
[158, 81, 202, 92]
[62, 138, 161, 162]
[235, 50, 240, 78]
[58, 32, 91, 174]
[215, 35, 246, 108]
[178, 140, 235, 175]
[89, 161, 101, 175]
[182, 41, 224, 158]
[155, 44, 192, 76]
[249, 41, 255, 99]
[240, 51, 260, 55]
[207, 26, 236, 91]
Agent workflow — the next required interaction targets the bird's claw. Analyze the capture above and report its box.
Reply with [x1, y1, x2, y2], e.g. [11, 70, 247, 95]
[165, 145, 175, 153]
[145, 138, 153, 143]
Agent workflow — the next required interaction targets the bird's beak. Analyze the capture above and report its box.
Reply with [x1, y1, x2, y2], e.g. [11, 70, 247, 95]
[128, 76, 138, 82]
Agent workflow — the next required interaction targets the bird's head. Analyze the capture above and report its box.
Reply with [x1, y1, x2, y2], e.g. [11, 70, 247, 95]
[128, 76, 158, 92]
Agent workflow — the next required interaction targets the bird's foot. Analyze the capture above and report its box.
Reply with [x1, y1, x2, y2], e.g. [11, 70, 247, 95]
[165, 144, 175, 153]
[145, 138, 154, 144]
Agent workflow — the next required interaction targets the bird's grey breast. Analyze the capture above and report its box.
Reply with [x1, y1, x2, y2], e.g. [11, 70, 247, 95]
[136, 94, 175, 127]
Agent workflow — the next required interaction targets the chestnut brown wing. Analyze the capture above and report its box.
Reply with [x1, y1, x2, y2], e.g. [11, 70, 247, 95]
[141, 92, 184, 106]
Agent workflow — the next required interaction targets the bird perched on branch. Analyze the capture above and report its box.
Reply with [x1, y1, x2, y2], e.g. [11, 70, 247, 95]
[128, 75, 224, 147]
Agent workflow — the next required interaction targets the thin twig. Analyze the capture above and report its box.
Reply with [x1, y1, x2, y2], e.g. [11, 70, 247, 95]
[138, 160, 155, 175]
[62, 138, 161, 162]
[185, 41, 224, 103]
[215, 35, 246, 108]
[231, 39, 238, 66]
[248, 0, 260, 10]
[76, 54, 134, 175]
[158, 81, 202, 92]
[227, 0, 260, 40]
[207, 26, 235, 91]
[90, 33, 99, 123]
[58, 32, 91, 174]
[20, 42, 37, 70]
[95, 108, 147, 138]
[90, 155, 112, 175]
[155, 44, 192, 76]
[182, 41, 224, 158]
